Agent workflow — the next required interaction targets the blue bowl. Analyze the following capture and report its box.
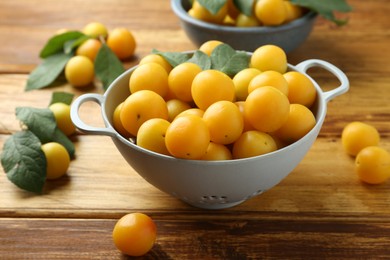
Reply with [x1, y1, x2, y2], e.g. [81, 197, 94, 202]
[171, 0, 318, 53]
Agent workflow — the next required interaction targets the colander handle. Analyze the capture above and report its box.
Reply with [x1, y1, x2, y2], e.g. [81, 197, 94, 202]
[295, 59, 350, 102]
[70, 93, 117, 137]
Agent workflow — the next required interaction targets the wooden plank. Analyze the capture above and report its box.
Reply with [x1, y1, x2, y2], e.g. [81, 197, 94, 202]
[0, 216, 390, 259]
[0, 0, 389, 74]
[1, 72, 389, 136]
[1, 132, 390, 217]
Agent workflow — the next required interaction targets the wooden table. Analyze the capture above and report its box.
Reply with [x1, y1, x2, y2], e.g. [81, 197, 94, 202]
[1, 0, 389, 259]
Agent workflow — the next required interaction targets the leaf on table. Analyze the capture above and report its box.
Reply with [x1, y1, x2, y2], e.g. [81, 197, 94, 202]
[152, 49, 191, 67]
[211, 44, 250, 76]
[291, 0, 352, 25]
[49, 92, 74, 106]
[94, 43, 125, 91]
[233, 0, 255, 16]
[40, 31, 85, 58]
[25, 52, 72, 91]
[16, 107, 57, 141]
[186, 50, 212, 70]
[50, 128, 76, 159]
[15, 107, 75, 158]
[63, 35, 90, 55]
[1, 130, 46, 193]
[197, 0, 227, 15]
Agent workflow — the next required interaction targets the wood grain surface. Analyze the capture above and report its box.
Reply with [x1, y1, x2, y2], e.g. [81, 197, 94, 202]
[1, 0, 390, 259]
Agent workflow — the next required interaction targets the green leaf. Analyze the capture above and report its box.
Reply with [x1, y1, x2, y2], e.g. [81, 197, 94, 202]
[152, 49, 191, 67]
[25, 52, 72, 91]
[15, 107, 75, 158]
[94, 43, 125, 91]
[51, 128, 76, 159]
[1, 130, 46, 193]
[211, 44, 237, 70]
[233, 0, 255, 16]
[49, 92, 74, 106]
[198, 0, 227, 15]
[210, 44, 250, 76]
[16, 107, 57, 141]
[40, 31, 85, 58]
[220, 51, 250, 76]
[291, 0, 352, 25]
[63, 35, 90, 55]
[187, 50, 211, 70]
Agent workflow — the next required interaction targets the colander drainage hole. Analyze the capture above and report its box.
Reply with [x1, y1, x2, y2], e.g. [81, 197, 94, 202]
[200, 195, 228, 204]
[244, 189, 264, 200]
